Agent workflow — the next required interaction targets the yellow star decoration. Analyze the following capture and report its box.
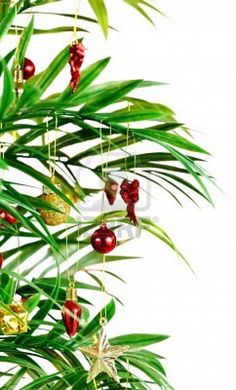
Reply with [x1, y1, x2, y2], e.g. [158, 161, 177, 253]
[79, 328, 129, 383]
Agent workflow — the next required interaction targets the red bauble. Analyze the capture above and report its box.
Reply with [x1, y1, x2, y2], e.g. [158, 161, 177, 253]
[23, 58, 35, 80]
[62, 300, 82, 337]
[0, 210, 17, 225]
[91, 224, 116, 254]
[0, 254, 3, 269]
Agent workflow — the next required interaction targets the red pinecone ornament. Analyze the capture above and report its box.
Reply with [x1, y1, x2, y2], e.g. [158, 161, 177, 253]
[69, 41, 85, 93]
[23, 58, 35, 80]
[0, 254, 3, 269]
[62, 284, 82, 337]
[104, 179, 119, 205]
[0, 210, 17, 225]
[120, 179, 140, 225]
[91, 224, 117, 254]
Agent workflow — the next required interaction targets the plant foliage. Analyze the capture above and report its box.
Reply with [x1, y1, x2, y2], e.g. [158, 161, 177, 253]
[0, 1, 213, 388]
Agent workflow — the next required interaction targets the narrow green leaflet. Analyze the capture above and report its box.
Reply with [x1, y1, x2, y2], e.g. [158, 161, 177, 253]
[16, 16, 34, 66]
[0, 0, 24, 41]
[0, 58, 14, 119]
[88, 0, 108, 37]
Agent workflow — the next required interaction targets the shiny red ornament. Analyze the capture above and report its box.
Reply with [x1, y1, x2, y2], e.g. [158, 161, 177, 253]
[91, 224, 116, 254]
[62, 284, 82, 337]
[23, 58, 35, 80]
[62, 300, 82, 337]
[104, 179, 119, 205]
[120, 179, 140, 225]
[0, 254, 3, 269]
[0, 210, 17, 225]
[69, 41, 85, 93]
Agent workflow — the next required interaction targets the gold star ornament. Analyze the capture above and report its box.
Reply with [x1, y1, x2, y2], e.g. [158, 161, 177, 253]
[79, 327, 129, 383]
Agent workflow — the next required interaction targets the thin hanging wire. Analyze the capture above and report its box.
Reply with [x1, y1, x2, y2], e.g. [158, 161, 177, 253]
[124, 103, 131, 178]
[46, 113, 58, 181]
[99, 126, 106, 218]
[99, 126, 107, 327]
[13, 225, 21, 299]
[65, 0, 82, 287]
[71, 0, 82, 44]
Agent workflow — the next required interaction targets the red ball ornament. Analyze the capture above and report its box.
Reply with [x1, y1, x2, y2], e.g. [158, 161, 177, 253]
[23, 58, 35, 80]
[0, 254, 3, 269]
[62, 284, 82, 337]
[91, 224, 117, 254]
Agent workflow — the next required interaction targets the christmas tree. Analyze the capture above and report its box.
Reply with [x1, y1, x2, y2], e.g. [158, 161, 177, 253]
[0, 1, 213, 388]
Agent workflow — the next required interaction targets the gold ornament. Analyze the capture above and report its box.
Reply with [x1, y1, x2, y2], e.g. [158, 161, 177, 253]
[79, 327, 129, 383]
[0, 302, 28, 335]
[39, 185, 70, 226]
[13, 65, 24, 91]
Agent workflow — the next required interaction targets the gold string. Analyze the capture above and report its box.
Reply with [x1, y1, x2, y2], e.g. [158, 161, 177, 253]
[46, 118, 52, 178]
[124, 103, 131, 178]
[65, 223, 73, 285]
[51, 112, 58, 180]
[14, 225, 21, 297]
[99, 127, 106, 218]
[99, 127, 107, 326]
[71, 0, 82, 44]
[46, 113, 58, 180]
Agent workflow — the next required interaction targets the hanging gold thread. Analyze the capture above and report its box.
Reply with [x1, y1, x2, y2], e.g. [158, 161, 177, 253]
[124, 103, 131, 178]
[71, 0, 82, 44]
[13, 225, 21, 297]
[99, 127, 107, 327]
[65, 223, 73, 285]
[46, 113, 58, 180]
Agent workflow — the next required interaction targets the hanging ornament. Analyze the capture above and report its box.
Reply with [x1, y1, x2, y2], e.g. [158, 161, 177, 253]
[0, 209, 17, 225]
[23, 58, 35, 80]
[91, 224, 116, 254]
[0, 253, 3, 269]
[79, 326, 129, 383]
[69, 41, 85, 93]
[0, 302, 28, 335]
[104, 178, 119, 206]
[39, 185, 70, 226]
[120, 179, 140, 225]
[62, 282, 82, 337]
[13, 64, 24, 92]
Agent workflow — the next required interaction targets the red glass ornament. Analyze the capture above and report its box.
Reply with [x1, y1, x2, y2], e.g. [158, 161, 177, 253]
[62, 300, 82, 337]
[91, 224, 116, 254]
[104, 179, 119, 205]
[120, 179, 140, 225]
[0, 210, 17, 225]
[23, 58, 35, 80]
[0, 254, 3, 269]
[69, 42, 85, 93]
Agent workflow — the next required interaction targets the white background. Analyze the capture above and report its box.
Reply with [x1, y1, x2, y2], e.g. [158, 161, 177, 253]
[3, 0, 236, 389]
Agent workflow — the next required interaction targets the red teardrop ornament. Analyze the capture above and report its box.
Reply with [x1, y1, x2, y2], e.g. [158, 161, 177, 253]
[23, 58, 35, 80]
[104, 179, 119, 205]
[0, 210, 17, 225]
[0, 254, 3, 269]
[91, 224, 116, 254]
[5, 212, 17, 224]
[62, 300, 82, 337]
